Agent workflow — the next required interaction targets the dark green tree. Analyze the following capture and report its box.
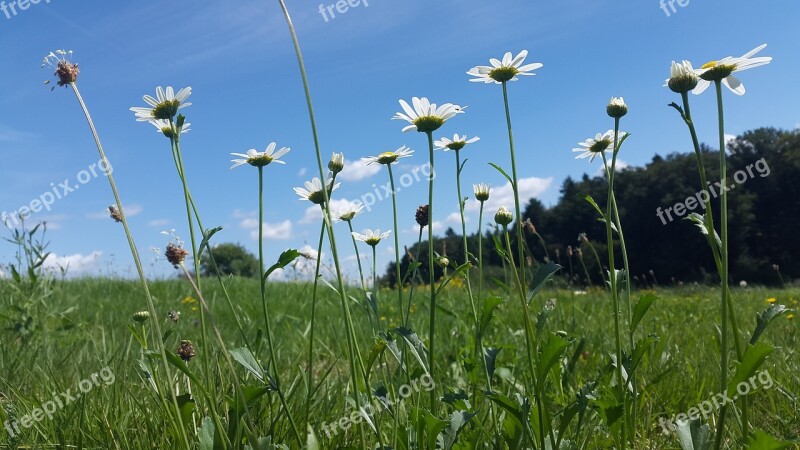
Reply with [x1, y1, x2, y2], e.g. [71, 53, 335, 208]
[200, 243, 259, 278]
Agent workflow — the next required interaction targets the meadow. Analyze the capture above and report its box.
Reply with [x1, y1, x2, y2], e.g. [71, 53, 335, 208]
[2, 2, 798, 449]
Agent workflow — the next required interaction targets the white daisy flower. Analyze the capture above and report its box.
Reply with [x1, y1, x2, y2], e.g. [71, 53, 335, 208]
[392, 97, 464, 133]
[693, 44, 772, 96]
[149, 119, 191, 138]
[294, 175, 340, 205]
[665, 60, 699, 94]
[230, 142, 290, 169]
[572, 130, 629, 163]
[434, 134, 480, 152]
[130, 86, 192, 122]
[473, 183, 490, 202]
[362, 146, 414, 166]
[335, 203, 365, 222]
[467, 50, 543, 84]
[352, 229, 391, 247]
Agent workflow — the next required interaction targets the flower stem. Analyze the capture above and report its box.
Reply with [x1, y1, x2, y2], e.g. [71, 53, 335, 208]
[502, 81, 527, 291]
[69, 84, 191, 450]
[258, 166, 302, 444]
[277, 1, 366, 443]
[305, 220, 326, 427]
[713, 79, 731, 450]
[426, 130, 437, 411]
[387, 165, 404, 323]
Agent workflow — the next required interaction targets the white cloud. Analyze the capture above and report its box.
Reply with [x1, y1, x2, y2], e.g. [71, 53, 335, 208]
[231, 209, 255, 219]
[147, 219, 170, 227]
[446, 212, 466, 224]
[247, 220, 292, 241]
[594, 159, 630, 177]
[466, 177, 553, 213]
[300, 198, 362, 224]
[339, 159, 381, 182]
[43, 251, 102, 275]
[404, 221, 444, 235]
[297, 167, 307, 177]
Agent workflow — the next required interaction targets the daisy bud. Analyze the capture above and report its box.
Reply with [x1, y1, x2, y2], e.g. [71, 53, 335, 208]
[328, 152, 345, 174]
[606, 97, 628, 118]
[165, 243, 189, 268]
[494, 206, 513, 227]
[473, 183, 490, 202]
[667, 60, 699, 94]
[438, 256, 450, 268]
[415, 205, 429, 229]
[177, 340, 196, 362]
[132, 311, 150, 323]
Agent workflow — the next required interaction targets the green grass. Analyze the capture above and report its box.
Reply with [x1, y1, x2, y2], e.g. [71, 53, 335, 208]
[1, 278, 797, 448]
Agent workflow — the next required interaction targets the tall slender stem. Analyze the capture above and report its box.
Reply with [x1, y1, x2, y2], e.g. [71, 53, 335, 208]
[387, 165, 404, 322]
[277, 1, 366, 443]
[69, 84, 191, 450]
[306, 220, 326, 426]
[257, 166, 302, 444]
[713, 80, 731, 450]
[502, 82, 527, 291]
[425, 131, 437, 411]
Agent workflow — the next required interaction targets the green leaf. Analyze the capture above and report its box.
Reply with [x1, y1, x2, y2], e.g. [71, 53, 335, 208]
[750, 304, 790, 345]
[582, 194, 605, 218]
[675, 418, 712, 450]
[630, 293, 658, 333]
[537, 334, 570, 387]
[366, 338, 388, 380]
[527, 262, 561, 304]
[176, 393, 196, 433]
[230, 347, 267, 385]
[726, 342, 774, 398]
[306, 425, 320, 450]
[441, 411, 476, 450]
[746, 430, 794, 449]
[199, 226, 223, 256]
[489, 163, 513, 186]
[196, 417, 215, 450]
[436, 262, 473, 295]
[478, 296, 503, 338]
[392, 327, 429, 374]
[483, 347, 502, 379]
[488, 393, 529, 430]
[631, 334, 660, 372]
[263, 249, 302, 282]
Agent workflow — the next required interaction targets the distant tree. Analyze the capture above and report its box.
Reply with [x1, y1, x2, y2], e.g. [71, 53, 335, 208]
[200, 243, 259, 278]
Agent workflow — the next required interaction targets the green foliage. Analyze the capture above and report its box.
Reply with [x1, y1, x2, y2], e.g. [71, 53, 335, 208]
[199, 242, 259, 278]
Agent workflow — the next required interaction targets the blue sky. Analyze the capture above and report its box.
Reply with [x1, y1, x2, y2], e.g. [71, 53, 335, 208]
[1, 0, 798, 278]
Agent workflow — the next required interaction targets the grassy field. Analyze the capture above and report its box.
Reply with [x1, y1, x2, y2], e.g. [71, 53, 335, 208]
[1, 278, 797, 448]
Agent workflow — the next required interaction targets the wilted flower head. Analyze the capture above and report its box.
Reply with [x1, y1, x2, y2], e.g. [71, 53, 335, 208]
[294, 175, 340, 205]
[130, 86, 192, 122]
[363, 146, 414, 166]
[393, 97, 464, 133]
[165, 243, 189, 268]
[606, 97, 628, 119]
[231, 142, 290, 169]
[167, 310, 181, 323]
[666, 60, 699, 94]
[467, 50, 543, 84]
[132, 311, 150, 323]
[473, 183, 490, 202]
[177, 340, 196, 362]
[328, 152, 345, 174]
[150, 117, 191, 139]
[693, 44, 772, 96]
[523, 218, 537, 234]
[352, 229, 391, 247]
[108, 205, 123, 223]
[415, 204, 430, 228]
[43, 50, 79, 88]
[434, 134, 480, 152]
[572, 130, 629, 163]
[335, 203, 364, 222]
[494, 206, 513, 226]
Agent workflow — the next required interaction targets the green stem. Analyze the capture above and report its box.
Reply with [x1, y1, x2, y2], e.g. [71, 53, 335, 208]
[502, 81, 527, 291]
[306, 220, 326, 427]
[455, 151, 481, 374]
[387, 164, 404, 323]
[602, 147, 628, 450]
[713, 79, 731, 450]
[258, 166, 302, 444]
[426, 131, 437, 411]
[69, 84, 191, 450]
[276, 1, 366, 443]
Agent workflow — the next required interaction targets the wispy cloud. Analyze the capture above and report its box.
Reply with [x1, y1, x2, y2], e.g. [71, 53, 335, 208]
[240, 217, 293, 241]
[43, 251, 103, 276]
[466, 177, 553, 213]
[339, 159, 381, 182]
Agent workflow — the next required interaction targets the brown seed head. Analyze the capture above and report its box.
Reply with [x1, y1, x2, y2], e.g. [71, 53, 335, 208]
[108, 205, 123, 223]
[177, 340, 196, 362]
[165, 243, 189, 268]
[415, 205, 429, 229]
